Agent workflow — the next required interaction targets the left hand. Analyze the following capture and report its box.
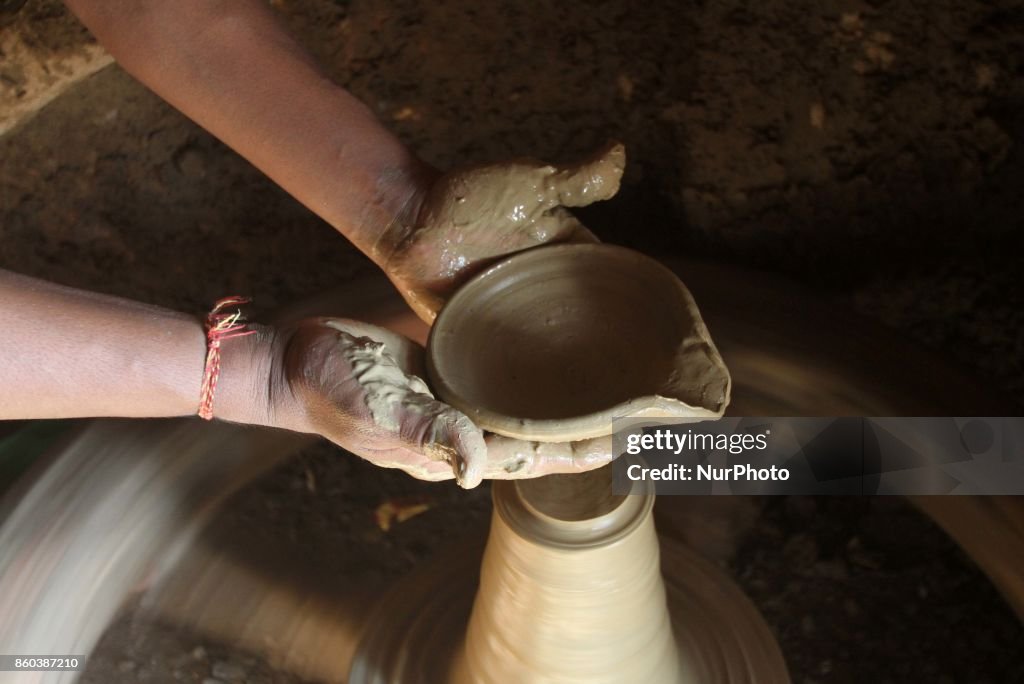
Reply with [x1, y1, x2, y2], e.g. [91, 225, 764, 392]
[252, 318, 614, 487]
[382, 141, 626, 323]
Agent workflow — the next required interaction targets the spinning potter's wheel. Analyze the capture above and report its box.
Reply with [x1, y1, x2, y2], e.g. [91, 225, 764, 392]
[0, 259, 1020, 683]
[351, 465, 787, 683]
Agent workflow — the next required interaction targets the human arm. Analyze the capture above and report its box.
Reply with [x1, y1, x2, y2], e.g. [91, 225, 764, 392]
[0, 270, 612, 486]
[62, 0, 430, 269]
[62, 0, 625, 322]
[0, 268, 223, 420]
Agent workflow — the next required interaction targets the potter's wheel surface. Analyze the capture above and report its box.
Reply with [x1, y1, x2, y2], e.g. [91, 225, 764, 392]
[348, 535, 787, 683]
[0, 259, 1020, 682]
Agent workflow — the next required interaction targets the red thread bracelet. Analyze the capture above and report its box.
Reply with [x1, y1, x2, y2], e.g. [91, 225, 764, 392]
[198, 296, 256, 420]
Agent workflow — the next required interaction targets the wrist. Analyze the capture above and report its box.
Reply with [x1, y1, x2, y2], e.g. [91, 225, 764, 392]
[209, 322, 283, 428]
[365, 158, 438, 269]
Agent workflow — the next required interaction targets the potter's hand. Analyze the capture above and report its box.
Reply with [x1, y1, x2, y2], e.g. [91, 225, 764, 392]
[265, 318, 615, 487]
[271, 318, 488, 488]
[382, 142, 626, 322]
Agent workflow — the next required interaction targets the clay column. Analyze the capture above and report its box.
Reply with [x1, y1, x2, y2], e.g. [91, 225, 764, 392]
[451, 465, 684, 684]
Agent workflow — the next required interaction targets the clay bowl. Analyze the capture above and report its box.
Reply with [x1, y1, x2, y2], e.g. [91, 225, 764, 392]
[426, 244, 731, 442]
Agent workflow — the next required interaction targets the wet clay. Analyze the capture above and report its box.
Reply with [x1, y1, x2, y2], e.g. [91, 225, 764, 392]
[2, 270, 1016, 683]
[384, 143, 625, 322]
[317, 320, 481, 483]
[325, 321, 438, 435]
[452, 470, 682, 684]
[427, 243, 731, 442]
[347, 476, 789, 683]
[516, 465, 624, 521]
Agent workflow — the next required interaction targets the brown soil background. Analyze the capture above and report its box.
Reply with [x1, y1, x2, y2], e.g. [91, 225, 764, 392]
[1, 0, 1023, 682]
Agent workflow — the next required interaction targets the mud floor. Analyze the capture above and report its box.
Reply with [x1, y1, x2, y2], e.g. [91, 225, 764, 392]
[2, 0, 1023, 682]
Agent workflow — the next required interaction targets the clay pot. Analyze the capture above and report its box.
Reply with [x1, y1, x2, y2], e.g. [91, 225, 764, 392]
[451, 466, 683, 684]
[426, 244, 731, 442]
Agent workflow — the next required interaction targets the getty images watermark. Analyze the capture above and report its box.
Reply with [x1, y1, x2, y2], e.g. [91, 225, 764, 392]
[611, 417, 1024, 495]
[622, 424, 789, 483]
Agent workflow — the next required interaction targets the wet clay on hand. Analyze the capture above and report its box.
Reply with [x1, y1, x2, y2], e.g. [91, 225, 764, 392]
[284, 318, 488, 487]
[285, 318, 623, 484]
[383, 142, 626, 322]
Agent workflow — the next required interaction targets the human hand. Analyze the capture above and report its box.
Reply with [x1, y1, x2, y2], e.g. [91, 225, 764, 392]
[248, 318, 614, 488]
[381, 141, 626, 323]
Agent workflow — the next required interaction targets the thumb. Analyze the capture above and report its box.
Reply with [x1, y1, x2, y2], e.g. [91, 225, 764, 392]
[417, 406, 488, 489]
[546, 141, 626, 208]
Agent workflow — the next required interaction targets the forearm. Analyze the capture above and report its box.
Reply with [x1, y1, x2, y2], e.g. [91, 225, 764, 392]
[63, 0, 433, 266]
[0, 270, 268, 422]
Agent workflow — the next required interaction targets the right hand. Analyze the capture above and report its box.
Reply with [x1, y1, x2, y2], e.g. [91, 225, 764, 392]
[380, 142, 626, 323]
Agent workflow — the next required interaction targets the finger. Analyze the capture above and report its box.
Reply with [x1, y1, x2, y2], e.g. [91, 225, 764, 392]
[409, 457, 459, 482]
[419, 407, 488, 489]
[484, 435, 614, 479]
[546, 141, 626, 208]
[363, 445, 455, 482]
[345, 431, 457, 481]
[527, 206, 599, 246]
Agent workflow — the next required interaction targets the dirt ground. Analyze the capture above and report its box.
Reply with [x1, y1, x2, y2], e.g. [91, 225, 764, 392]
[1, 0, 1023, 682]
